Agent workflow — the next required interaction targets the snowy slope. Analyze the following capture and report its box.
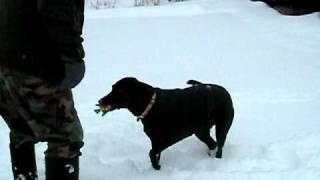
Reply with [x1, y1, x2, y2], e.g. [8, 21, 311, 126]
[1, 0, 320, 179]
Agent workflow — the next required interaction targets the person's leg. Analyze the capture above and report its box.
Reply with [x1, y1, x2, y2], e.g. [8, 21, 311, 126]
[1, 113, 38, 180]
[45, 144, 81, 180]
[1, 68, 83, 180]
[1, 72, 38, 180]
[42, 90, 84, 180]
[10, 142, 38, 180]
[3, 110, 39, 180]
[15, 73, 84, 180]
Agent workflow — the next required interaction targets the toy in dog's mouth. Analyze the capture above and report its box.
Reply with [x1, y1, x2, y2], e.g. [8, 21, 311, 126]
[94, 104, 113, 116]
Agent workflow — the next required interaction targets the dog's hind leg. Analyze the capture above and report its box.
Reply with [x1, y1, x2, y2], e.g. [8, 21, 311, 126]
[215, 110, 234, 158]
[195, 129, 217, 156]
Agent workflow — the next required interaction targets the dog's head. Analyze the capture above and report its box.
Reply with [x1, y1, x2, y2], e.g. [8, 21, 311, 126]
[96, 77, 151, 115]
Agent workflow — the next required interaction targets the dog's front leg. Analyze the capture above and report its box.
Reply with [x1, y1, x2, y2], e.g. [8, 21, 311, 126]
[149, 149, 161, 170]
[149, 138, 174, 170]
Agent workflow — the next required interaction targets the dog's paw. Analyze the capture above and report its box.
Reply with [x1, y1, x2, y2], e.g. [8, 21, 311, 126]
[208, 149, 215, 157]
[152, 163, 161, 170]
[149, 150, 161, 170]
[215, 149, 222, 158]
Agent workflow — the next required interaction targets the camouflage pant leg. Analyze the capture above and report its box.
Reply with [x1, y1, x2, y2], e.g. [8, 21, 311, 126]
[0, 67, 83, 159]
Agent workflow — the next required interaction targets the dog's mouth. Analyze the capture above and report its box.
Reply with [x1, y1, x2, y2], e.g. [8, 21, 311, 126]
[94, 104, 114, 116]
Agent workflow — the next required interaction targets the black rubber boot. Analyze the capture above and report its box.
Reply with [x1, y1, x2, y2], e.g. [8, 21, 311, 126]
[10, 143, 38, 180]
[45, 156, 79, 180]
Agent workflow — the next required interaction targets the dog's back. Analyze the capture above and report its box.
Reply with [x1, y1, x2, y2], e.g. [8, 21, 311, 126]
[187, 80, 233, 107]
[152, 80, 233, 129]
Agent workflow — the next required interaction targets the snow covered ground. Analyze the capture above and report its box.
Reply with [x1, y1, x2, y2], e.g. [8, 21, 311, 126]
[1, 0, 320, 179]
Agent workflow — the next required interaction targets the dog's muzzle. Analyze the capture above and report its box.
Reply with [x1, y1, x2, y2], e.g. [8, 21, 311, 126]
[94, 104, 113, 116]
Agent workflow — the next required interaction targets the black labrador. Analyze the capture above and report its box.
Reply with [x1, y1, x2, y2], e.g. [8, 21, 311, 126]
[97, 77, 234, 170]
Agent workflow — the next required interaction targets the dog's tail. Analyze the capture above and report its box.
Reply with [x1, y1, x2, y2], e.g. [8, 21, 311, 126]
[187, 80, 203, 86]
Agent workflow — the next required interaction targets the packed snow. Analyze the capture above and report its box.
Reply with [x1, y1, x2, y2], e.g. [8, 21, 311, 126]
[1, 0, 320, 179]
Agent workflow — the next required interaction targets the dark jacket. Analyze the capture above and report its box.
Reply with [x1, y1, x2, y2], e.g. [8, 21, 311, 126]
[0, 0, 85, 88]
[251, 0, 320, 15]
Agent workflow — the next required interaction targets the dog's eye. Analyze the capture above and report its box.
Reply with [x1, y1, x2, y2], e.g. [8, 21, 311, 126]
[117, 89, 123, 93]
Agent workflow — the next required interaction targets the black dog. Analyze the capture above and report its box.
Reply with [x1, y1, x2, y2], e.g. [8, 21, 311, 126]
[97, 77, 234, 170]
